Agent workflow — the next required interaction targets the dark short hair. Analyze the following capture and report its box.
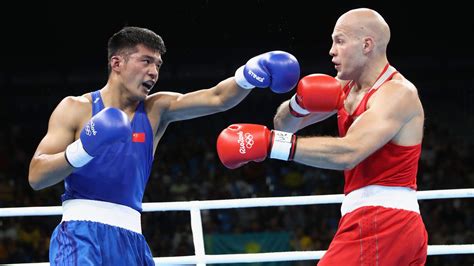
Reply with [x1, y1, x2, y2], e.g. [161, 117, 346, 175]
[107, 26, 166, 71]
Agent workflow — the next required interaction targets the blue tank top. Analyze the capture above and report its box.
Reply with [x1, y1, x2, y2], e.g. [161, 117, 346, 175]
[61, 91, 154, 211]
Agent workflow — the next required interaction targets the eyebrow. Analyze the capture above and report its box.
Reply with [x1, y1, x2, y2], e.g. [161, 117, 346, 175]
[143, 55, 163, 65]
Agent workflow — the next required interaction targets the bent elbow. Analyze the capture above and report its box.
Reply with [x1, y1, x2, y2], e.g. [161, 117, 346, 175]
[338, 152, 363, 170]
[28, 175, 42, 191]
[28, 161, 44, 191]
[28, 169, 47, 191]
[342, 161, 358, 170]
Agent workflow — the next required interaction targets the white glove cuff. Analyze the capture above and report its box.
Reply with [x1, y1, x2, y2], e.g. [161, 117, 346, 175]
[270, 130, 294, 161]
[234, 65, 255, 89]
[65, 139, 94, 168]
[289, 94, 310, 116]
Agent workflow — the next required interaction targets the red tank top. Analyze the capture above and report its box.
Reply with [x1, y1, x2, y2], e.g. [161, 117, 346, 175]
[337, 64, 421, 194]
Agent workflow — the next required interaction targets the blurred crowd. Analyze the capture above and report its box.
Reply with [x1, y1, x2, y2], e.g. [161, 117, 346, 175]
[0, 81, 473, 265]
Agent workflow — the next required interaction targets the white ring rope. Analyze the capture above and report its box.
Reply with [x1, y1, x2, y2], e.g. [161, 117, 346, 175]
[3, 188, 473, 217]
[3, 245, 474, 266]
[1, 188, 473, 265]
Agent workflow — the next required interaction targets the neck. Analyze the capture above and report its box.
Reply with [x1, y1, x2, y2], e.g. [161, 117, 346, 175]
[100, 82, 140, 113]
[353, 57, 389, 91]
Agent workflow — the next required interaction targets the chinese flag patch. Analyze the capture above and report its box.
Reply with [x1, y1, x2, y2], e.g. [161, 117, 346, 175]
[132, 132, 145, 143]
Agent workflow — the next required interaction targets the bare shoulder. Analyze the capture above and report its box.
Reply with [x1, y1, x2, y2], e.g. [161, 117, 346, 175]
[390, 73, 418, 93]
[34, 93, 93, 154]
[146, 91, 181, 106]
[57, 94, 91, 114]
[144, 91, 182, 117]
[50, 94, 93, 129]
[375, 73, 420, 102]
[369, 73, 423, 120]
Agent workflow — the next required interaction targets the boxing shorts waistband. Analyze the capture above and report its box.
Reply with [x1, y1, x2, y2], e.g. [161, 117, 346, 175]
[61, 199, 142, 234]
[341, 185, 420, 216]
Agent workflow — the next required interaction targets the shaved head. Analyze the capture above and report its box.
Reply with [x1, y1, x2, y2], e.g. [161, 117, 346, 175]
[336, 8, 391, 54]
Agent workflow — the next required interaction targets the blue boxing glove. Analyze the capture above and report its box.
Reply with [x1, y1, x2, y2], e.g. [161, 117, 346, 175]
[65, 107, 132, 168]
[234, 51, 300, 93]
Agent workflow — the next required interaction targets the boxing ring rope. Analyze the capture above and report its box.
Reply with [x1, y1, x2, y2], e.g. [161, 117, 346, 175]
[1, 188, 474, 265]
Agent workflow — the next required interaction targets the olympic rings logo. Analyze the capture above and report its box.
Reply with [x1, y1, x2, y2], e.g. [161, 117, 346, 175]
[84, 121, 97, 136]
[238, 131, 255, 154]
[244, 133, 254, 148]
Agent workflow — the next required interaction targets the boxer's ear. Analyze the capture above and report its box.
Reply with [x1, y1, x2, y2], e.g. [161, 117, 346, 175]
[362, 37, 374, 54]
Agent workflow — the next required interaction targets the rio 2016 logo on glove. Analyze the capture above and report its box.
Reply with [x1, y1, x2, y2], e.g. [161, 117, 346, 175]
[84, 121, 97, 136]
[237, 131, 254, 154]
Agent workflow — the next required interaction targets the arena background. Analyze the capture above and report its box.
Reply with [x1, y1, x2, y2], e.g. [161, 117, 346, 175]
[1, 0, 473, 265]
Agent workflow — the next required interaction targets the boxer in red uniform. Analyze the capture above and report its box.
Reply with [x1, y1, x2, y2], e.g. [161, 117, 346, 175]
[216, 8, 428, 265]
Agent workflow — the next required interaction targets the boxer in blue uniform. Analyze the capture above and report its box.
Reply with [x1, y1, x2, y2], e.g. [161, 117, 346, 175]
[28, 26, 300, 265]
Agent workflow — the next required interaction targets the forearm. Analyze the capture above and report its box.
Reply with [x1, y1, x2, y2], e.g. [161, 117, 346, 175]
[29, 152, 73, 190]
[215, 77, 252, 110]
[274, 100, 303, 133]
[217, 123, 360, 170]
[293, 136, 357, 170]
[274, 100, 336, 133]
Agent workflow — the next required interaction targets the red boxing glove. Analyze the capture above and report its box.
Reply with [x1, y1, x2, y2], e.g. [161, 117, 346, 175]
[289, 74, 345, 117]
[216, 124, 297, 169]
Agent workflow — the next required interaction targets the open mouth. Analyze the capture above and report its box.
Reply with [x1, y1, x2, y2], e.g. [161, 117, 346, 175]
[142, 81, 155, 90]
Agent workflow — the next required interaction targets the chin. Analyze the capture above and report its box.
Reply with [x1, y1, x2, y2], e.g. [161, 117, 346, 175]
[337, 70, 352, 81]
[137, 88, 150, 99]
[336, 72, 345, 80]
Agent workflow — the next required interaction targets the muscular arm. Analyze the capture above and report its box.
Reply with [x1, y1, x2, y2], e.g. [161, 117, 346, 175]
[28, 97, 85, 190]
[151, 77, 251, 124]
[293, 81, 422, 170]
[273, 99, 336, 133]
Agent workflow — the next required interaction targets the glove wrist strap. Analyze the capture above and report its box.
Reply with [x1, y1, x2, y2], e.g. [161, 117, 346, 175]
[269, 130, 297, 161]
[234, 65, 256, 89]
[289, 94, 310, 117]
[65, 139, 94, 168]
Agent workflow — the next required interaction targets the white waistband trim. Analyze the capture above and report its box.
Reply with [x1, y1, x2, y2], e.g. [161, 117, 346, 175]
[341, 185, 420, 216]
[62, 199, 142, 234]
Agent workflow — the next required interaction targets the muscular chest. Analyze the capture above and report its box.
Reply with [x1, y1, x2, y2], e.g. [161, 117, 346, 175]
[344, 89, 368, 115]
